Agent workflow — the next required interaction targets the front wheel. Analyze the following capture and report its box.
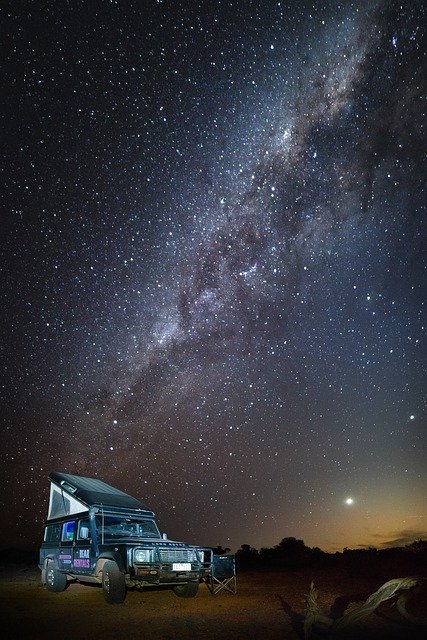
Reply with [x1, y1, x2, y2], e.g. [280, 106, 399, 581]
[102, 561, 126, 603]
[173, 581, 199, 598]
[45, 561, 67, 592]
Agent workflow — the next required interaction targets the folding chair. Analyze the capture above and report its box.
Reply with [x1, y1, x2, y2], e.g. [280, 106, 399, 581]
[205, 554, 237, 595]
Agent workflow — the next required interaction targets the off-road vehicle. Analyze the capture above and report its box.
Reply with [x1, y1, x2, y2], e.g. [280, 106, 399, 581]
[39, 472, 212, 603]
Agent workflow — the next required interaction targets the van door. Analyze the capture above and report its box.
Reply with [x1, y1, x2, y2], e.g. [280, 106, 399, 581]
[72, 519, 93, 574]
[58, 520, 75, 570]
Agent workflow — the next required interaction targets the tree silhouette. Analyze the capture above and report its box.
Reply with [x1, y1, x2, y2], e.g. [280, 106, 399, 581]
[235, 543, 259, 567]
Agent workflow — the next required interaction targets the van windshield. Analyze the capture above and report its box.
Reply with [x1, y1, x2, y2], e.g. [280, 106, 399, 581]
[96, 515, 160, 539]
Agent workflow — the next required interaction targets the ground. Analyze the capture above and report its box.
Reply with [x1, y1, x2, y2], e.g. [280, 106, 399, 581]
[0, 563, 426, 639]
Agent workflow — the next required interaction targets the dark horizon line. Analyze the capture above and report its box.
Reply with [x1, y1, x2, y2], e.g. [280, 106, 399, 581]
[1, 538, 426, 557]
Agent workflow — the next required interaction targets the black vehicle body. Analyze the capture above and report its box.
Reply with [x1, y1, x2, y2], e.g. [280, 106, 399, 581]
[39, 472, 212, 603]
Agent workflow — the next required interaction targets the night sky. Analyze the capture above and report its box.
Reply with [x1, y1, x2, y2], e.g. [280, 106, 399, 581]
[2, 0, 426, 554]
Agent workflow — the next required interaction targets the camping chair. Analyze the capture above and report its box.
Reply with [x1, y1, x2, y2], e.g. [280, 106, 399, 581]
[205, 554, 237, 595]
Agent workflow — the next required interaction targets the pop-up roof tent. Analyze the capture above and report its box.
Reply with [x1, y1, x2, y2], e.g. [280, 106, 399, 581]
[47, 472, 154, 521]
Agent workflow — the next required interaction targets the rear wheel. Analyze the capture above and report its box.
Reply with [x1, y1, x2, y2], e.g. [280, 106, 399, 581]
[173, 581, 199, 598]
[102, 561, 126, 603]
[45, 560, 67, 592]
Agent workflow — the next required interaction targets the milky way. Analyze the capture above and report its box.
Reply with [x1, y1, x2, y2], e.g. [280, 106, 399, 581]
[2, 0, 426, 552]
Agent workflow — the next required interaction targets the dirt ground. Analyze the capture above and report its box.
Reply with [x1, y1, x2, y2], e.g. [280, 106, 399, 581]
[0, 563, 426, 639]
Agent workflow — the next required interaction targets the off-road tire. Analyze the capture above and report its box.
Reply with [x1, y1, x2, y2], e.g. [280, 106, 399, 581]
[102, 561, 126, 603]
[173, 581, 199, 598]
[45, 560, 67, 592]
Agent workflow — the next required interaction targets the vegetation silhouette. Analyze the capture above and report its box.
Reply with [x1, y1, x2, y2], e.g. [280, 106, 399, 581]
[234, 538, 427, 574]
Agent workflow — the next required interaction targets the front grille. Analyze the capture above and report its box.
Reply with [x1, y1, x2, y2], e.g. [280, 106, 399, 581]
[158, 548, 196, 563]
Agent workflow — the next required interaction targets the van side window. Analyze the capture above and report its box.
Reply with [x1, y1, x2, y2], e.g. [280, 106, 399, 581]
[61, 521, 75, 542]
[44, 523, 61, 543]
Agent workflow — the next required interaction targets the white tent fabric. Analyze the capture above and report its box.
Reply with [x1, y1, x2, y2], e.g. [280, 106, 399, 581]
[48, 482, 89, 520]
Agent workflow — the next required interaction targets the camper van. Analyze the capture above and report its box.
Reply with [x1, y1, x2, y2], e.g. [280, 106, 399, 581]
[39, 472, 212, 603]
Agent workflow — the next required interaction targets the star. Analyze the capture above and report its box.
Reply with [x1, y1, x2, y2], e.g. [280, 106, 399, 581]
[0, 0, 425, 556]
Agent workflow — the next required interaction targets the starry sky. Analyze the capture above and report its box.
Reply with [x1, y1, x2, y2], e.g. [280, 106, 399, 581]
[1, 0, 426, 553]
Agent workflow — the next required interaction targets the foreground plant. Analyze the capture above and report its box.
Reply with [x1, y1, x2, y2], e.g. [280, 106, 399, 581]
[304, 576, 426, 638]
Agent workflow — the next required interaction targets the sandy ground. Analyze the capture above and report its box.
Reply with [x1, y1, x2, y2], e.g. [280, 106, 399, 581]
[0, 564, 426, 639]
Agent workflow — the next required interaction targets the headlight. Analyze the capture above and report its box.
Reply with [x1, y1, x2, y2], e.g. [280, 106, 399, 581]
[134, 548, 151, 563]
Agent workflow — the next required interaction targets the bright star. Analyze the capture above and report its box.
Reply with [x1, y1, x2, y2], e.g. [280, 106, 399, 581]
[345, 497, 354, 505]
